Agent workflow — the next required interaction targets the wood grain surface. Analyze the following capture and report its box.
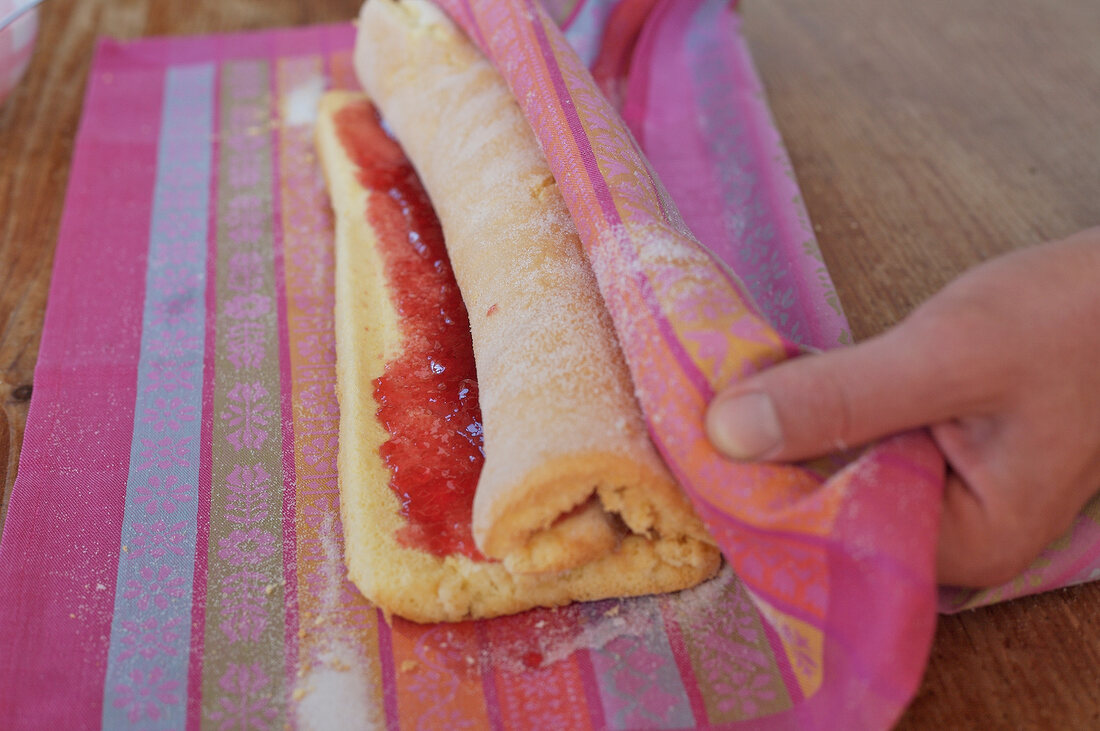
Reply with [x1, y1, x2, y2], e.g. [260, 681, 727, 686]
[1, 0, 1098, 726]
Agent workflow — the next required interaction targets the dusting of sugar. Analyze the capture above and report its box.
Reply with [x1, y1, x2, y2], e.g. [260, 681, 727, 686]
[295, 648, 381, 731]
[532, 600, 652, 669]
[282, 76, 326, 127]
[660, 562, 738, 625]
[293, 512, 385, 730]
[409, 565, 738, 677]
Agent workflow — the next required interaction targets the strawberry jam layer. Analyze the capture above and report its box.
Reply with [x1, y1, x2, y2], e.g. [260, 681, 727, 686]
[334, 100, 486, 561]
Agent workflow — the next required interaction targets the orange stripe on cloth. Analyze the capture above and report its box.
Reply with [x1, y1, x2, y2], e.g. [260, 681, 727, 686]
[276, 55, 385, 719]
[389, 618, 493, 727]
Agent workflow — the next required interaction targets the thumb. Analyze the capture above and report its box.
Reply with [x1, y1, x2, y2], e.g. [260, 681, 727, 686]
[705, 319, 966, 462]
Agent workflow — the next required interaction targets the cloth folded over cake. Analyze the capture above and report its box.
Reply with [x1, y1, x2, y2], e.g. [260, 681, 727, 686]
[421, 0, 947, 725]
[316, 0, 720, 622]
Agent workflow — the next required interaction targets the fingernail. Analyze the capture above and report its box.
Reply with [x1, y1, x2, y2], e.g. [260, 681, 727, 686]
[707, 392, 783, 460]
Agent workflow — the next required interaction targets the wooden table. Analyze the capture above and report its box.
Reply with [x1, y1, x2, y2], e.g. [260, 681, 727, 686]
[1, 0, 1098, 726]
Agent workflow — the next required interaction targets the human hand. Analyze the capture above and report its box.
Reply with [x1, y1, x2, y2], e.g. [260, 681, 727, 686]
[705, 227, 1100, 587]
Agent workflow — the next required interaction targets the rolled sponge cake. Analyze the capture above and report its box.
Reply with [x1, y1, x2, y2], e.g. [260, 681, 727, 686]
[354, 0, 715, 575]
[316, 0, 721, 622]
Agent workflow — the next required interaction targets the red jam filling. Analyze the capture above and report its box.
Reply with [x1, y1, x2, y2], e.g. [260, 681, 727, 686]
[334, 100, 487, 561]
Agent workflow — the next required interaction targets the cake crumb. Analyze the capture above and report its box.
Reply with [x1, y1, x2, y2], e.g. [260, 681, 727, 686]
[292, 687, 309, 702]
[603, 605, 620, 618]
[400, 660, 419, 673]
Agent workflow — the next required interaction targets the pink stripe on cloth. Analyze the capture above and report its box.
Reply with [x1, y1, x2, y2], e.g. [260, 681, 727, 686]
[0, 45, 164, 728]
[374, 618, 401, 730]
[656, 608, 711, 722]
[188, 117, 219, 730]
[573, 647, 610, 730]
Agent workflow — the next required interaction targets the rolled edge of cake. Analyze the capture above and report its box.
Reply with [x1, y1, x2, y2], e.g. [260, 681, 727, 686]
[353, 0, 715, 575]
[317, 89, 720, 622]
